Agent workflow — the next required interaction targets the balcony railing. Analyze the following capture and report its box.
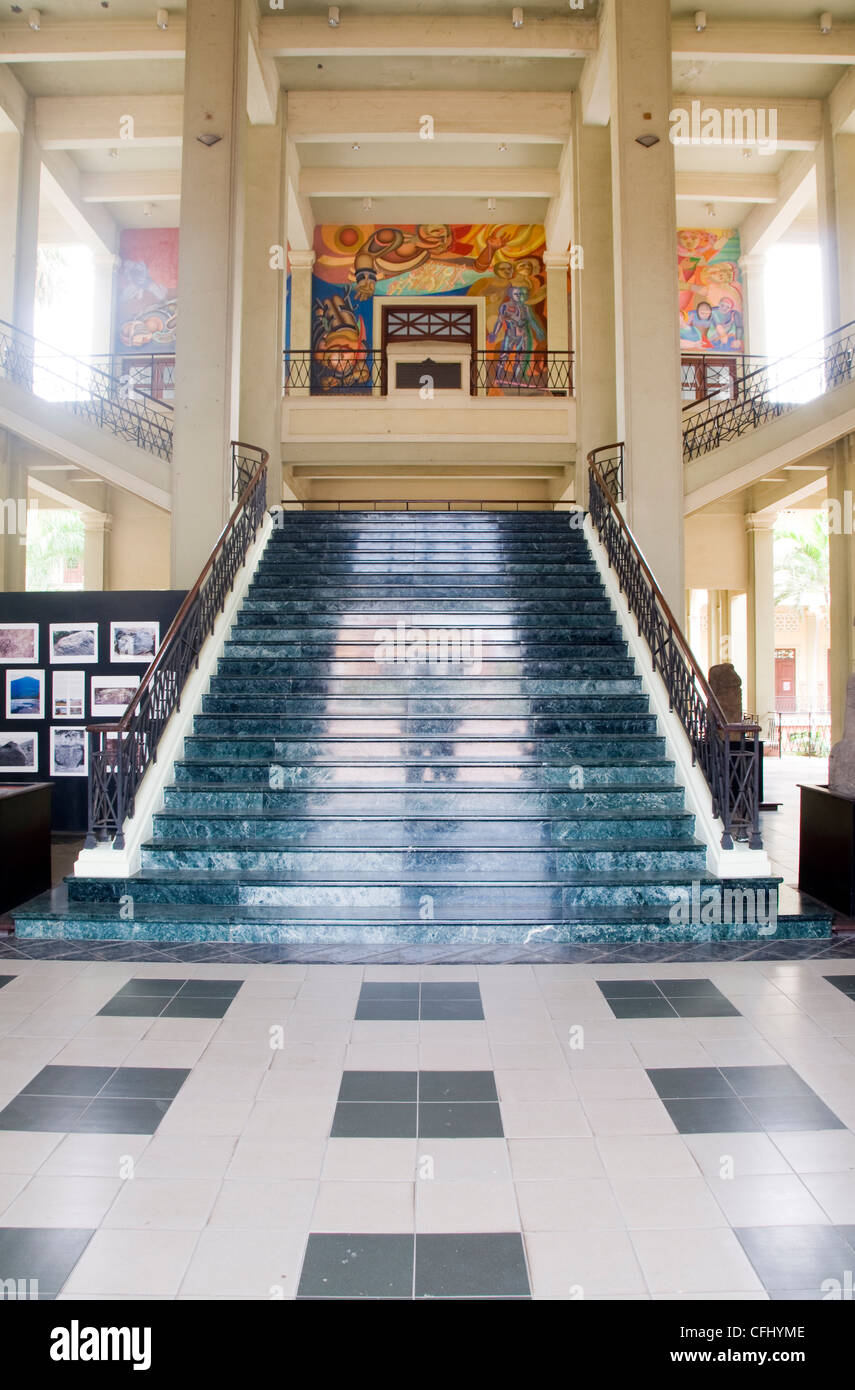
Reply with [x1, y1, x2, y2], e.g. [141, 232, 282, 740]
[681, 352, 770, 405]
[88, 353, 175, 403]
[0, 319, 174, 462]
[588, 445, 762, 850]
[283, 348, 574, 397]
[682, 321, 855, 462]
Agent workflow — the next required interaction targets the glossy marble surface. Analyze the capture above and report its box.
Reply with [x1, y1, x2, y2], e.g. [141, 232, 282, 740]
[13, 511, 832, 945]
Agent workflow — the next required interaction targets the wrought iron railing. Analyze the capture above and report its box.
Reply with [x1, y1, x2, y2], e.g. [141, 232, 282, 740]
[683, 321, 855, 462]
[283, 348, 574, 397]
[274, 498, 571, 512]
[0, 319, 173, 461]
[681, 352, 770, 405]
[588, 442, 625, 502]
[588, 447, 762, 849]
[85, 442, 269, 848]
[231, 440, 267, 499]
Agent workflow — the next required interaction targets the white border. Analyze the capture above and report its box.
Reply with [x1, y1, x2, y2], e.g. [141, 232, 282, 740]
[50, 725, 88, 777]
[90, 673, 140, 719]
[582, 513, 773, 879]
[52, 669, 85, 720]
[0, 623, 38, 664]
[49, 622, 98, 665]
[110, 621, 160, 664]
[0, 729, 38, 772]
[74, 511, 275, 878]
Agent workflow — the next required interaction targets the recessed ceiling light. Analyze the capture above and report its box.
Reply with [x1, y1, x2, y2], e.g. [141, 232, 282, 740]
[197, 132, 222, 147]
[352, 143, 360, 151]
[498, 143, 509, 153]
[635, 133, 660, 148]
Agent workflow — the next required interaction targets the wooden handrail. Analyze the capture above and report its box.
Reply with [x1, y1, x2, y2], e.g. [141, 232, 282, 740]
[86, 444, 269, 737]
[587, 450, 759, 738]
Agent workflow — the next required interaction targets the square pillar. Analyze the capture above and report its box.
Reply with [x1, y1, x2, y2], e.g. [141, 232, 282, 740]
[746, 515, 776, 725]
[608, 0, 684, 619]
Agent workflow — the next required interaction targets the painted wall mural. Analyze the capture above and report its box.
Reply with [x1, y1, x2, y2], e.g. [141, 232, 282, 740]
[310, 224, 549, 393]
[678, 229, 744, 352]
[113, 228, 179, 356]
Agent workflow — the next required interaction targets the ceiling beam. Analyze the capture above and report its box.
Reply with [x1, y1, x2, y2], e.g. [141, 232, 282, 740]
[675, 172, 778, 203]
[40, 149, 118, 255]
[300, 166, 559, 199]
[0, 62, 26, 134]
[286, 91, 572, 145]
[285, 137, 314, 252]
[35, 95, 183, 150]
[739, 149, 818, 257]
[672, 19, 855, 64]
[830, 66, 855, 137]
[668, 96, 821, 151]
[80, 170, 181, 203]
[544, 134, 574, 253]
[0, 20, 184, 62]
[247, 9, 278, 127]
[260, 14, 596, 60]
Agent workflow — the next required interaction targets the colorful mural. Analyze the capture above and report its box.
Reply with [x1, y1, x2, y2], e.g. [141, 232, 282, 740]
[678, 229, 744, 353]
[310, 224, 549, 393]
[113, 228, 178, 356]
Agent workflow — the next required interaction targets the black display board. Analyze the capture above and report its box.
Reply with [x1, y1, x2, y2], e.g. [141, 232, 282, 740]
[0, 591, 185, 832]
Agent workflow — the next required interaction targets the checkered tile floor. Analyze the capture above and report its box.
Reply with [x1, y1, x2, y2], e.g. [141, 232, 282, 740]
[1, 957, 855, 1299]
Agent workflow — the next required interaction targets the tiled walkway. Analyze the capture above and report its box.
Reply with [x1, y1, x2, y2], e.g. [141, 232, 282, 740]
[2, 956, 855, 1299]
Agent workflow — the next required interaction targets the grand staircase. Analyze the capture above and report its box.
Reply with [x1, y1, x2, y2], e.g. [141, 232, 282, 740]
[15, 509, 832, 944]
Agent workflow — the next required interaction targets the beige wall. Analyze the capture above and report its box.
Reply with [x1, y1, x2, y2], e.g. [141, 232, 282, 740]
[107, 487, 170, 590]
[685, 512, 749, 592]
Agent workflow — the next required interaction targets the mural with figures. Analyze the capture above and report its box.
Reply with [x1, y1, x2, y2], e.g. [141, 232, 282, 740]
[310, 224, 550, 393]
[678, 229, 744, 352]
[113, 228, 178, 356]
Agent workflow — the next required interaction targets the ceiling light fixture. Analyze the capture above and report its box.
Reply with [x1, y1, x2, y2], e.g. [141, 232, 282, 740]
[498, 143, 509, 152]
[27, 8, 39, 29]
[820, 11, 832, 33]
[156, 7, 168, 29]
[512, 7, 523, 28]
[196, 132, 222, 147]
[487, 196, 497, 213]
[108, 147, 119, 158]
[328, 5, 340, 25]
[635, 133, 660, 148]
[352, 142, 360, 151]
[362, 196, 372, 212]
[694, 10, 707, 32]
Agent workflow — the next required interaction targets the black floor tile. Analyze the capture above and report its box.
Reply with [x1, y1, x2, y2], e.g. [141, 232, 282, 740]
[419, 1071, 499, 1103]
[660, 1096, 759, 1133]
[359, 982, 420, 1000]
[735, 1225, 855, 1293]
[175, 980, 243, 998]
[824, 975, 855, 996]
[337, 1071, 418, 1103]
[597, 980, 661, 998]
[608, 998, 678, 1019]
[331, 1101, 417, 1138]
[673, 996, 740, 1017]
[0, 1095, 87, 1132]
[414, 1233, 530, 1299]
[745, 1096, 845, 1132]
[75, 1097, 172, 1134]
[298, 1234, 415, 1298]
[98, 996, 164, 1017]
[419, 1000, 484, 1021]
[355, 999, 420, 1021]
[0, 1228, 94, 1298]
[654, 978, 724, 997]
[418, 1102, 504, 1139]
[114, 978, 183, 997]
[21, 1066, 114, 1098]
[420, 982, 480, 999]
[99, 1067, 190, 1100]
[159, 997, 233, 1018]
[647, 1068, 735, 1100]
[720, 1066, 814, 1099]
[0, 975, 15, 991]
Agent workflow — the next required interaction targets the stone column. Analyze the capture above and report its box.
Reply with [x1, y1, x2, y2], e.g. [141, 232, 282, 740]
[0, 133, 21, 324]
[83, 513, 111, 591]
[13, 106, 40, 339]
[739, 253, 768, 357]
[570, 117, 617, 508]
[287, 249, 315, 399]
[0, 433, 28, 591]
[608, 0, 684, 619]
[707, 589, 732, 670]
[746, 514, 776, 726]
[239, 106, 286, 491]
[91, 253, 118, 361]
[828, 437, 855, 741]
[170, 0, 248, 588]
[543, 252, 570, 355]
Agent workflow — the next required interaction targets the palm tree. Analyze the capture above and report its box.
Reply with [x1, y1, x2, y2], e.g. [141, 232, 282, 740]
[774, 512, 829, 613]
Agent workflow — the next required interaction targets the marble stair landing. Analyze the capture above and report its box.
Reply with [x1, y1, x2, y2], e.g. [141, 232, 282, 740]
[13, 510, 833, 944]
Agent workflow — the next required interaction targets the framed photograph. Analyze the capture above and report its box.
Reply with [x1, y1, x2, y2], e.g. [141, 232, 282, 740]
[52, 670, 85, 720]
[49, 725, 88, 777]
[110, 621, 159, 664]
[0, 623, 38, 664]
[0, 730, 38, 772]
[6, 669, 45, 720]
[49, 622, 98, 664]
[91, 674, 140, 719]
